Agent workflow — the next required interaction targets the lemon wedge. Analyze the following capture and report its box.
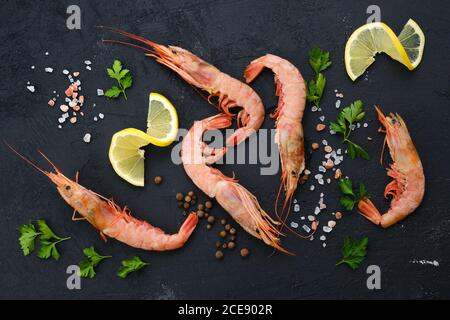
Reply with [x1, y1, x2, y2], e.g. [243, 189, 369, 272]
[146, 93, 178, 147]
[398, 19, 425, 69]
[345, 20, 424, 81]
[109, 128, 153, 187]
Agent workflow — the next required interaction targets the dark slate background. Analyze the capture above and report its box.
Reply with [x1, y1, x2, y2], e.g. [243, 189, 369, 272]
[0, 0, 449, 299]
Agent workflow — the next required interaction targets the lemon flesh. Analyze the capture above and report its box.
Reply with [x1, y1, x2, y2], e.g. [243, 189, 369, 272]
[398, 19, 425, 68]
[109, 128, 153, 187]
[345, 22, 416, 81]
[146, 93, 178, 147]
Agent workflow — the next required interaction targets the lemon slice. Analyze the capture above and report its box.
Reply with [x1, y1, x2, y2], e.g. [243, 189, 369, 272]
[109, 128, 152, 186]
[398, 19, 425, 69]
[146, 93, 178, 147]
[345, 22, 414, 81]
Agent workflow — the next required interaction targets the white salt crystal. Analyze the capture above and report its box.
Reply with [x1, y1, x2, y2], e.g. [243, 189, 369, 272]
[99, 113, 104, 119]
[97, 89, 104, 96]
[323, 226, 332, 233]
[290, 221, 299, 229]
[45, 67, 53, 73]
[62, 69, 69, 75]
[307, 215, 315, 221]
[302, 225, 311, 233]
[86, 66, 92, 71]
[293, 204, 300, 212]
[310, 185, 315, 191]
[84, 60, 92, 65]
[26, 85, 35, 93]
[314, 207, 321, 215]
[335, 100, 341, 108]
[320, 235, 326, 241]
[83, 133, 91, 143]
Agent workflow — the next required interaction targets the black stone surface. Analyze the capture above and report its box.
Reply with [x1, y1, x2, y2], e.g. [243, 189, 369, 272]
[0, 0, 449, 299]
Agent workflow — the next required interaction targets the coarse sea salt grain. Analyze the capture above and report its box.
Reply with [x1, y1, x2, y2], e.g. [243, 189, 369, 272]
[45, 67, 53, 73]
[84, 60, 92, 65]
[335, 100, 341, 108]
[31, 66, 35, 69]
[319, 116, 325, 122]
[302, 225, 311, 233]
[310, 185, 315, 191]
[290, 221, 299, 229]
[320, 235, 326, 241]
[294, 204, 300, 212]
[86, 66, 92, 71]
[363, 122, 368, 128]
[83, 133, 91, 143]
[58, 117, 65, 123]
[63, 69, 69, 75]
[300, 216, 305, 220]
[322, 139, 328, 145]
[45, 51, 49, 56]
[322, 243, 327, 248]
[97, 89, 104, 96]
[26, 85, 35, 93]
[314, 207, 321, 215]
[94, 116, 98, 122]
[58, 125, 62, 129]
[99, 113, 104, 119]
[319, 166, 326, 173]
[323, 226, 332, 233]
[307, 215, 315, 221]
[311, 106, 318, 112]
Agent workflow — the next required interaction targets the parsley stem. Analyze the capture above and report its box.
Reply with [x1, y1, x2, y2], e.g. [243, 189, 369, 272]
[117, 80, 127, 100]
[55, 236, 71, 243]
[336, 260, 345, 266]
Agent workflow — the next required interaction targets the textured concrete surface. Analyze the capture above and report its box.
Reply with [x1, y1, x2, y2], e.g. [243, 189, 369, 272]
[0, 0, 449, 299]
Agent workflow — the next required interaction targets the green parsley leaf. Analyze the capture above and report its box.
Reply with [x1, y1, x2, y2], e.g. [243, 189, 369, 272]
[337, 177, 370, 211]
[329, 100, 369, 160]
[35, 220, 70, 260]
[18, 223, 41, 256]
[105, 59, 133, 100]
[306, 73, 326, 107]
[336, 237, 368, 270]
[117, 256, 149, 278]
[338, 177, 354, 197]
[105, 86, 121, 98]
[78, 246, 112, 278]
[309, 47, 332, 75]
[340, 196, 356, 211]
[120, 73, 133, 90]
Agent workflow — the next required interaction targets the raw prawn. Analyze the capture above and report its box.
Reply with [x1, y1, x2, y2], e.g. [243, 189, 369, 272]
[7, 144, 198, 251]
[99, 26, 265, 146]
[181, 114, 291, 254]
[244, 54, 307, 234]
[357, 107, 425, 228]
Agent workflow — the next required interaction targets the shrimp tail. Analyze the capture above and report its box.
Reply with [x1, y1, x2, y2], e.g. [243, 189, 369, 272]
[357, 198, 382, 225]
[178, 213, 199, 240]
[243, 58, 266, 83]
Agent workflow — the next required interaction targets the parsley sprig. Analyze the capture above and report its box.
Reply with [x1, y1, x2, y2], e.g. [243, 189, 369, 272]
[78, 246, 112, 278]
[105, 59, 133, 100]
[117, 256, 149, 278]
[306, 47, 332, 107]
[18, 220, 71, 260]
[338, 177, 369, 211]
[330, 100, 369, 159]
[336, 237, 368, 270]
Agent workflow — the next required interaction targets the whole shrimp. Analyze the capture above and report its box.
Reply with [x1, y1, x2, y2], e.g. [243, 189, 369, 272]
[7, 144, 198, 251]
[99, 27, 264, 146]
[357, 107, 425, 228]
[181, 114, 291, 254]
[244, 54, 306, 234]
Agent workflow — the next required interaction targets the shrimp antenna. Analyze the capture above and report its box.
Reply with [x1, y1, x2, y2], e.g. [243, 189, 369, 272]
[4, 141, 47, 176]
